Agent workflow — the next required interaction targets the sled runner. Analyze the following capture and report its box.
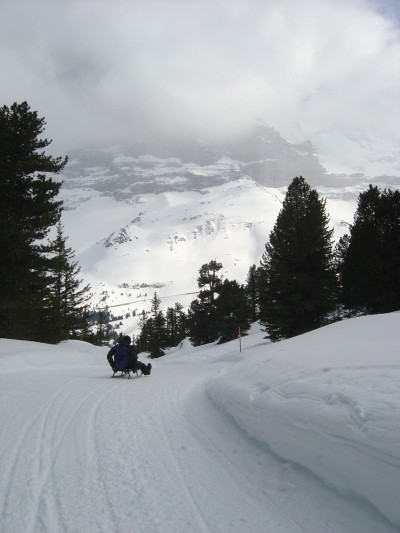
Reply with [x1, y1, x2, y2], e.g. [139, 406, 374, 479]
[111, 364, 151, 379]
[111, 368, 139, 379]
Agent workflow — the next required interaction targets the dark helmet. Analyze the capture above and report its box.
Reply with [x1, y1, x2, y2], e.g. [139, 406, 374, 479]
[123, 335, 131, 345]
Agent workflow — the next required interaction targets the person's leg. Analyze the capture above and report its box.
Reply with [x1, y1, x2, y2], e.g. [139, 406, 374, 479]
[137, 361, 152, 375]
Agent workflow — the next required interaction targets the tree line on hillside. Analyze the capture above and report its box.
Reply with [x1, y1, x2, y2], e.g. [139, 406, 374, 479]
[1, 101, 399, 349]
[136, 176, 400, 357]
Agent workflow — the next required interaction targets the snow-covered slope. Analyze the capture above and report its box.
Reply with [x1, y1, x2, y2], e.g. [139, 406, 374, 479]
[62, 178, 285, 317]
[56, 124, 400, 332]
[207, 313, 400, 527]
[0, 312, 399, 532]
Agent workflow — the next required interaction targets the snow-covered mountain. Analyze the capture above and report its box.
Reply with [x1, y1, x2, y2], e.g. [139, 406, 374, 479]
[57, 123, 400, 333]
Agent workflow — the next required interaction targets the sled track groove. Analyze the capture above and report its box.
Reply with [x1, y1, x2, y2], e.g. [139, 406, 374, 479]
[25, 379, 110, 533]
[0, 377, 84, 529]
[157, 378, 212, 533]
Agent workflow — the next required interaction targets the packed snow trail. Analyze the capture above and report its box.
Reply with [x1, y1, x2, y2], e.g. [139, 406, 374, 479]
[0, 335, 398, 533]
[0, 363, 299, 532]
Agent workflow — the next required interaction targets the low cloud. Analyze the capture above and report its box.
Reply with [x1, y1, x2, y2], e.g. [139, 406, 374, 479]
[1, 0, 399, 158]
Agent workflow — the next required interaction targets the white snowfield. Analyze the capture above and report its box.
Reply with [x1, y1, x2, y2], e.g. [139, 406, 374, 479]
[0, 313, 399, 533]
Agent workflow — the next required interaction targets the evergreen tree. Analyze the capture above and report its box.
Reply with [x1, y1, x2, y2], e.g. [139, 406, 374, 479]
[259, 176, 337, 341]
[197, 260, 223, 304]
[96, 308, 112, 346]
[77, 305, 97, 344]
[137, 292, 166, 358]
[174, 302, 187, 343]
[215, 279, 251, 342]
[150, 312, 166, 358]
[245, 264, 261, 322]
[136, 310, 150, 353]
[165, 302, 187, 347]
[187, 298, 215, 346]
[187, 260, 223, 346]
[0, 102, 67, 340]
[43, 222, 91, 342]
[337, 185, 400, 314]
[334, 233, 352, 317]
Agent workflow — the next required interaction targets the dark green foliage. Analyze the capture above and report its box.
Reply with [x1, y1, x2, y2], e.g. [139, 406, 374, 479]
[42, 223, 92, 343]
[187, 260, 223, 345]
[245, 264, 261, 322]
[337, 185, 400, 314]
[137, 300, 188, 355]
[94, 308, 113, 346]
[259, 176, 337, 341]
[0, 102, 67, 340]
[197, 260, 223, 303]
[215, 279, 251, 342]
[74, 306, 99, 344]
[165, 303, 187, 347]
[136, 292, 166, 358]
[188, 260, 251, 345]
[187, 297, 219, 346]
[136, 310, 150, 353]
[148, 292, 166, 358]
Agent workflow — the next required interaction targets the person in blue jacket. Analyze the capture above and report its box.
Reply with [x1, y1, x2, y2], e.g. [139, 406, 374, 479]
[107, 335, 152, 375]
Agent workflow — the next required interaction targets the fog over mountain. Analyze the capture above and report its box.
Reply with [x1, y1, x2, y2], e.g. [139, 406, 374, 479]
[1, 0, 399, 176]
[63, 122, 326, 194]
[62, 121, 399, 196]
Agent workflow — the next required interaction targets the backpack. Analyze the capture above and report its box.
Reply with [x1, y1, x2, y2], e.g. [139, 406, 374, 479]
[113, 344, 130, 370]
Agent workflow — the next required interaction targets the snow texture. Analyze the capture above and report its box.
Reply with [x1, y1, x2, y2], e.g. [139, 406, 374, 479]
[0, 312, 399, 532]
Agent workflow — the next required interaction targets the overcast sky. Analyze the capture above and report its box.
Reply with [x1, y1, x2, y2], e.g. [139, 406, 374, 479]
[1, 0, 399, 158]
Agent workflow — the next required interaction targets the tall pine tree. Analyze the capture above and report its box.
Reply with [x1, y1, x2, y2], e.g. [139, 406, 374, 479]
[0, 102, 67, 340]
[149, 292, 166, 358]
[259, 176, 337, 341]
[136, 292, 166, 358]
[187, 260, 223, 346]
[245, 264, 261, 322]
[337, 185, 400, 314]
[165, 302, 186, 347]
[43, 222, 92, 343]
[215, 279, 251, 342]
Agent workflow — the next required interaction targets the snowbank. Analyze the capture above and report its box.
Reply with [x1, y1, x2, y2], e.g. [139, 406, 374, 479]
[206, 313, 400, 527]
[0, 315, 399, 531]
[0, 339, 107, 373]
